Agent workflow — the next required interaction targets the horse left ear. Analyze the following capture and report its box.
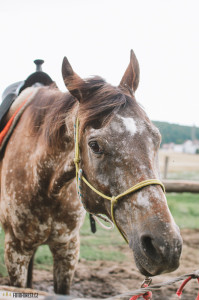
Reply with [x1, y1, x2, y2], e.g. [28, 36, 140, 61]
[119, 49, 140, 92]
[62, 56, 83, 102]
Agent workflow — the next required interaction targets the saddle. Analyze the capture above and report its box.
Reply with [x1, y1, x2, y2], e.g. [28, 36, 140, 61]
[0, 59, 53, 130]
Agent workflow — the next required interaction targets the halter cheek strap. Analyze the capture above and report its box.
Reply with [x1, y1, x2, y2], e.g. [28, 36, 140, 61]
[74, 118, 165, 243]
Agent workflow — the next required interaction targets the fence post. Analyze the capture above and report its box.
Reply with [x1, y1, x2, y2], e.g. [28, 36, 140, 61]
[164, 156, 169, 179]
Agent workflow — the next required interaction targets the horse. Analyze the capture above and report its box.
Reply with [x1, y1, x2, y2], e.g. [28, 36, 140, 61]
[0, 50, 182, 295]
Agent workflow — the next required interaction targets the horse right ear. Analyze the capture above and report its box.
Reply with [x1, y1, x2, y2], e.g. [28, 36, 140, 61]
[62, 57, 83, 102]
[119, 49, 140, 92]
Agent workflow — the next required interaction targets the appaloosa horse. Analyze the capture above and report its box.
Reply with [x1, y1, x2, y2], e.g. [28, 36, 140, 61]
[0, 50, 182, 294]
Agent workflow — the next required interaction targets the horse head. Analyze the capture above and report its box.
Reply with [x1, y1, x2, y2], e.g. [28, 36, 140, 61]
[62, 50, 182, 277]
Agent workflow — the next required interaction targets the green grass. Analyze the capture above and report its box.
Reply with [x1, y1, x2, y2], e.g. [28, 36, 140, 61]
[166, 193, 199, 228]
[34, 245, 53, 271]
[0, 192, 198, 276]
[79, 215, 126, 261]
[0, 227, 7, 276]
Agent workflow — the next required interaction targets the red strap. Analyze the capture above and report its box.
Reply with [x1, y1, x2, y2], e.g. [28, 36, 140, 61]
[176, 276, 199, 300]
[197, 279, 199, 300]
[0, 93, 31, 146]
[129, 284, 152, 300]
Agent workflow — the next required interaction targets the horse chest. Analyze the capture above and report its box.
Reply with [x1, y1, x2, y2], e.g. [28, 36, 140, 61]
[7, 202, 85, 246]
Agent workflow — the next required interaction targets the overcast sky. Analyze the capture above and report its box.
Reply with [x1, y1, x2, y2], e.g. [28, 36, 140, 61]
[1, 0, 199, 126]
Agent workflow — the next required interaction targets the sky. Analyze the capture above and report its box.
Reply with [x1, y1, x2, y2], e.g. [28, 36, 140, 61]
[0, 0, 199, 126]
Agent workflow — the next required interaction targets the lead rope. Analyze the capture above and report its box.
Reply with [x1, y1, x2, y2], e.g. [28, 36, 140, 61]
[176, 276, 199, 299]
[77, 168, 114, 230]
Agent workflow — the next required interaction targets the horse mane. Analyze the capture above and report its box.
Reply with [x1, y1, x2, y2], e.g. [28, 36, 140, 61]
[28, 77, 136, 150]
[28, 86, 76, 149]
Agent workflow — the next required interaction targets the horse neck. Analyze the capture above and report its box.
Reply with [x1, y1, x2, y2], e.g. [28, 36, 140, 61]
[44, 103, 78, 197]
[27, 88, 78, 197]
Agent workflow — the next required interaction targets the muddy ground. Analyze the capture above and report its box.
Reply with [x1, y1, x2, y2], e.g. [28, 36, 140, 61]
[0, 229, 198, 299]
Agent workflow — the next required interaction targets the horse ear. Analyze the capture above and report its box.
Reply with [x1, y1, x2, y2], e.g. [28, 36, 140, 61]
[119, 49, 140, 92]
[62, 56, 83, 102]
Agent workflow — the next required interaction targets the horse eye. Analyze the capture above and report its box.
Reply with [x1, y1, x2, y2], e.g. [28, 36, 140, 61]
[88, 141, 103, 154]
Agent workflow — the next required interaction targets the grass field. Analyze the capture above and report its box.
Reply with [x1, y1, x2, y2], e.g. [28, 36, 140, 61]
[0, 192, 198, 276]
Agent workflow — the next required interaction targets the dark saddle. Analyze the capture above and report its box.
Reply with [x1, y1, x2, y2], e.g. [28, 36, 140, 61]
[0, 60, 53, 128]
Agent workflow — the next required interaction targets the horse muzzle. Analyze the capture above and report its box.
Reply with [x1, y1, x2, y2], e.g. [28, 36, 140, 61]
[129, 221, 183, 276]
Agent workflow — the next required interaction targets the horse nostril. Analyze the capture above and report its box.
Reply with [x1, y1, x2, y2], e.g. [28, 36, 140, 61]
[141, 235, 161, 263]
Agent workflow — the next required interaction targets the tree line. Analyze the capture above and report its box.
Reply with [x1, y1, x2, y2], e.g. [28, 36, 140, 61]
[152, 121, 199, 145]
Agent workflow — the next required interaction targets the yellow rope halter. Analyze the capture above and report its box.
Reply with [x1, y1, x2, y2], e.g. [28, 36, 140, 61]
[74, 118, 165, 243]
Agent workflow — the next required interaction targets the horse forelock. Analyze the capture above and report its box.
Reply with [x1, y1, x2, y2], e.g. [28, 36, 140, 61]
[77, 76, 137, 132]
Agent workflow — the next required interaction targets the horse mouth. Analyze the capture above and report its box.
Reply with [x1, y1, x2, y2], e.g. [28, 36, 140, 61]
[133, 252, 180, 277]
[135, 261, 154, 277]
[134, 257, 178, 277]
[136, 261, 179, 277]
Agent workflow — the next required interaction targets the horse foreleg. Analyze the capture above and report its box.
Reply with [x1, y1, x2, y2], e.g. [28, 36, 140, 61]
[27, 251, 36, 288]
[49, 234, 80, 295]
[4, 232, 34, 288]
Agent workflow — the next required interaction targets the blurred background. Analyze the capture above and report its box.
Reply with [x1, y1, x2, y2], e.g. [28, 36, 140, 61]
[0, 0, 199, 127]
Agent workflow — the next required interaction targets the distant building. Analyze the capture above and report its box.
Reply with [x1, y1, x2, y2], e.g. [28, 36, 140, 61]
[183, 140, 199, 154]
[162, 139, 199, 154]
[162, 143, 175, 151]
[174, 144, 184, 153]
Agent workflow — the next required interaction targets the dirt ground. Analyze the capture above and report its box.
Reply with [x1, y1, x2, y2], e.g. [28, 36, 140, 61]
[0, 229, 198, 299]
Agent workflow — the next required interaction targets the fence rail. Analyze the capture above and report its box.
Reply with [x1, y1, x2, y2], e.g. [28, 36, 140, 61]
[163, 179, 199, 193]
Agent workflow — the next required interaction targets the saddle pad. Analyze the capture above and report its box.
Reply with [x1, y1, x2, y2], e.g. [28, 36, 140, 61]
[0, 81, 24, 127]
[0, 87, 39, 153]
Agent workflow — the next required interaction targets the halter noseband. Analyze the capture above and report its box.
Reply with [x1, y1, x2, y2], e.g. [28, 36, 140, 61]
[74, 118, 165, 243]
